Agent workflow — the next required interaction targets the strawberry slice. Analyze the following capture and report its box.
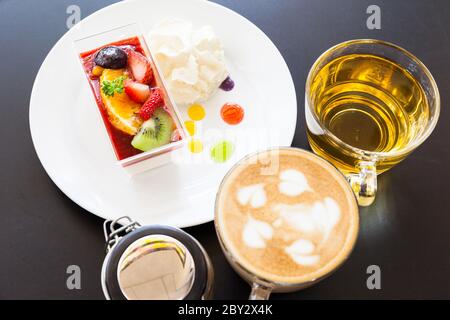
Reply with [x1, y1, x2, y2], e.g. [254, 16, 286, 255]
[127, 50, 153, 84]
[124, 79, 150, 103]
[138, 88, 164, 120]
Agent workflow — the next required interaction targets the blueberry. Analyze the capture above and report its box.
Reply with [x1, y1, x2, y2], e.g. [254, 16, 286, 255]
[220, 76, 235, 91]
[94, 46, 127, 69]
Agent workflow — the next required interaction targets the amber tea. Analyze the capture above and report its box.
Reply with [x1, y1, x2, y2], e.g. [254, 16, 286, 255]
[305, 40, 439, 205]
[307, 53, 430, 173]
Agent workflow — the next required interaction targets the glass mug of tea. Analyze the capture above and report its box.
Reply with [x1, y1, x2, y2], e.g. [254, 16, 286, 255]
[215, 148, 359, 299]
[305, 39, 440, 206]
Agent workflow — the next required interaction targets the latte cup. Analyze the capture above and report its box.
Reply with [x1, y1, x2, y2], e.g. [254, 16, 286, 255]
[214, 148, 359, 299]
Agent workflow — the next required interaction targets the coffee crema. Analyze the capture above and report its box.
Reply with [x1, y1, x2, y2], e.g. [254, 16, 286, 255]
[215, 148, 359, 284]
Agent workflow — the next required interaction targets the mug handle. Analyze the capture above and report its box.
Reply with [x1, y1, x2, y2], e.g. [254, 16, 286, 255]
[347, 161, 377, 206]
[249, 283, 272, 300]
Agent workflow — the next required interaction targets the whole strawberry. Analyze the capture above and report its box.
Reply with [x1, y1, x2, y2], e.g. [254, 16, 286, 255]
[138, 88, 164, 120]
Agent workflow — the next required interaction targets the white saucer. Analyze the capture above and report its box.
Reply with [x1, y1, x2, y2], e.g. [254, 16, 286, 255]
[29, 0, 297, 227]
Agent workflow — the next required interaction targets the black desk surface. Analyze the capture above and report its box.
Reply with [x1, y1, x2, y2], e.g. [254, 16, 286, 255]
[0, 0, 449, 299]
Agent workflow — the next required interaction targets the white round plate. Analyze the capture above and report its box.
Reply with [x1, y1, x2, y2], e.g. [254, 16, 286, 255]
[30, 0, 297, 227]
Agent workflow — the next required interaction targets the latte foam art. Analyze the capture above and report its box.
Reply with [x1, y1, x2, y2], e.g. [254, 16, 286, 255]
[237, 184, 267, 208]
[217, 148, 359, 284]
[242, 216, 273, 249]
[273, 197, 341, 243]
[238, 169, 341, 266]
[273, 197, 341, 266]
[278, 169, 311, 196]
[285, 239, 319, 266]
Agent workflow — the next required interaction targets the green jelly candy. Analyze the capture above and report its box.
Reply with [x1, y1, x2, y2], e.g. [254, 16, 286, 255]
[210, 140, 234, 163]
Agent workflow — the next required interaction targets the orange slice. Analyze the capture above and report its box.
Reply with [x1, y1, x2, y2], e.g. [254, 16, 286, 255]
[100, 69, 143, 135]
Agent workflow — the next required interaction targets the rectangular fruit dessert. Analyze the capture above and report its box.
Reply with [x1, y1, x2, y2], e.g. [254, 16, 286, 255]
[75, 24, 186, 174]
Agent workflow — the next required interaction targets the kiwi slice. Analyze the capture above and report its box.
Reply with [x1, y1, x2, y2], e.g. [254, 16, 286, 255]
[131, 108, 174, 152]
